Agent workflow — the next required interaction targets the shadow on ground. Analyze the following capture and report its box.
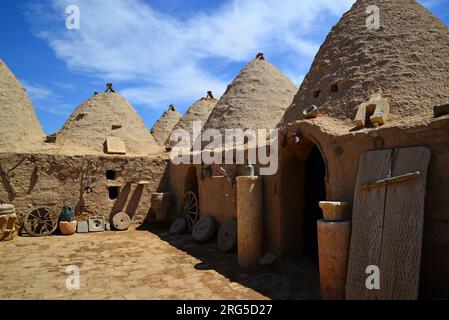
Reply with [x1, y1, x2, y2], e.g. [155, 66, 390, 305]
[146, 222, 321, 300]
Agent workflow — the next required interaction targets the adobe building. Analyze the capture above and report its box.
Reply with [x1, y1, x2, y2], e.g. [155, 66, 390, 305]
[1, 0, 448, 300]
[0, 63, 169, 228]
[0, 60, 45, 153]
[271, 0, 449, 298]
[151, 104, 181, 148]
[167, 54, 297, 233]
[167, 0, 449, 299]
[165, 92, 218, 148]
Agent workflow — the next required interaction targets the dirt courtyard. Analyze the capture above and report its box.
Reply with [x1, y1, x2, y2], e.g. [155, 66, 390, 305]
[0, 226, 320, 300]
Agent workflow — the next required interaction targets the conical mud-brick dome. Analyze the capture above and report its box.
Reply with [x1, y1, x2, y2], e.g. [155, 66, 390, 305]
[281, 0, 449, 128]
[0, 60, 45, 151]
[204, 54, 297, 132]
[151, 104, 181, 147]
[57, 92, 162, 155]
[165, 93, 217, 147]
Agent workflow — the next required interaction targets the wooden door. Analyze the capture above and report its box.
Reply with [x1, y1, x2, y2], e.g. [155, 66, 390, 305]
[346, 147, 431, 300]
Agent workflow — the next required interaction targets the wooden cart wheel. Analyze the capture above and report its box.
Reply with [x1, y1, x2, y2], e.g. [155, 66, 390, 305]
[181, 191, 199, 229]
[24, 207, 58, 237]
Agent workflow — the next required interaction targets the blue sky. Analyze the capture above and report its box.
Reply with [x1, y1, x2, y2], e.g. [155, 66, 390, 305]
[1, 0, 448, 134]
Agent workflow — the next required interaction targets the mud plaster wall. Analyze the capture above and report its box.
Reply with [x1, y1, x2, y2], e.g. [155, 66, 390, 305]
[266, 116, 449, 298]
[168, 159, 268, 226]
[0, 153, 169, 224]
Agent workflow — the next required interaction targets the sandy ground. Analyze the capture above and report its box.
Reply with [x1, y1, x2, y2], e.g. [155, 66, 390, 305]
[0, 226, 319, 300]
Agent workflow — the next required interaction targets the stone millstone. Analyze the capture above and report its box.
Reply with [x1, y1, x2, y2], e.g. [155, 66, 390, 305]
[192, 216, 217, 243]
[113, 212, 131, 231]
[258, 252, 278, 267]
[169, 217, 188, 235]
[217, 219, 238, 253]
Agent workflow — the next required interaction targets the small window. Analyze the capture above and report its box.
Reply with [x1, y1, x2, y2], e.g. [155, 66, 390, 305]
[106, 170, 117, 180]
[312, 89, 321, 98]
[331, 83, 339, 93]
[109, 187, 120, 200]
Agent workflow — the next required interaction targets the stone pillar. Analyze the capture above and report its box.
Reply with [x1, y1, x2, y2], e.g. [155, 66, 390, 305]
[317, 201, 351, 300]
[237, 176, 263, 268]
[317, 220, 351, 299]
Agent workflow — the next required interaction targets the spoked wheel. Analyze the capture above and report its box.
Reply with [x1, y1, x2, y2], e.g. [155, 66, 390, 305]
[181, 191, 199, 230]
[24, 207, 58, 237]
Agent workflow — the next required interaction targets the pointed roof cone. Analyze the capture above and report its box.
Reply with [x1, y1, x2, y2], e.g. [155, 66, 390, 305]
[151, 104, 181, 147]
[57, 92, 163, 155]
[280, 0, 449, 128]
[204, 54, 297, 132]
[165, 93, 218, 147]
[0, 60, 45, 152]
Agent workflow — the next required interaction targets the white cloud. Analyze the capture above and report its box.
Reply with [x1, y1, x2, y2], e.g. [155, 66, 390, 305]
[21, 80, 57, 101]
[21, 80, 74, 116]
[27, 0, 355, 111]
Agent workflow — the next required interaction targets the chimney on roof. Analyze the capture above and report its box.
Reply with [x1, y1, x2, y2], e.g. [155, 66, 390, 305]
[207, 91, 215, 99]
[104, 83, 116, 93]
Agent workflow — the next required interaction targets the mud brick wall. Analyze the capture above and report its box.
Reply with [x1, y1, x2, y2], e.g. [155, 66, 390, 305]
[0, 153, 170, 224]
[269, 116, 449, 298]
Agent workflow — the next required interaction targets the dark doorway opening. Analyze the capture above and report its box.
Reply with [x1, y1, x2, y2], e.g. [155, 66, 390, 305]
[184, 166, 199, 196]
[303, 145, 326, 261]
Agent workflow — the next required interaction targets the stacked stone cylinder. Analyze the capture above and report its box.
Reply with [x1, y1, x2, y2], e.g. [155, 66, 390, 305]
[237, 176, 263, 268]
[317, 202, 351, 300]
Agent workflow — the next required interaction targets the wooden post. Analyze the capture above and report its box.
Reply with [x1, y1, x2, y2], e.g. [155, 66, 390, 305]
[317, 220, 351, 299]
[237, 176, 263, 268]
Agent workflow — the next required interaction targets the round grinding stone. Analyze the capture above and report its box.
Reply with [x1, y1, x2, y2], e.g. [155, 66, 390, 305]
[217, 218, 237, 253]
[192, 216, 217, 243]
[112, 212, 131, 231]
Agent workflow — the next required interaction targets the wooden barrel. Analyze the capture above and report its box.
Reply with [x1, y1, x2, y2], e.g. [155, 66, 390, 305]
[317, 220, 351, 299]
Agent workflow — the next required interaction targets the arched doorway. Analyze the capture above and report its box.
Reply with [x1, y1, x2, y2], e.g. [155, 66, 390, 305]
[280, 141, 326, 261]
[303, 145, 326, 261]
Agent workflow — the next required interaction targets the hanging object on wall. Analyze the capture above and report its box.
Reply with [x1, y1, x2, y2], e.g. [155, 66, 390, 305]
[201, 165, 213, 179]
[302, 105, 319, 119]
[0, 162, 17, 197]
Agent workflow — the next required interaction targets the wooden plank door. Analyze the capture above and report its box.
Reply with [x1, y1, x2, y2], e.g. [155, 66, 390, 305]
[345, 149, 392, 300]
[378, 147, 431, 300]
[346, 146, 431, 300]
